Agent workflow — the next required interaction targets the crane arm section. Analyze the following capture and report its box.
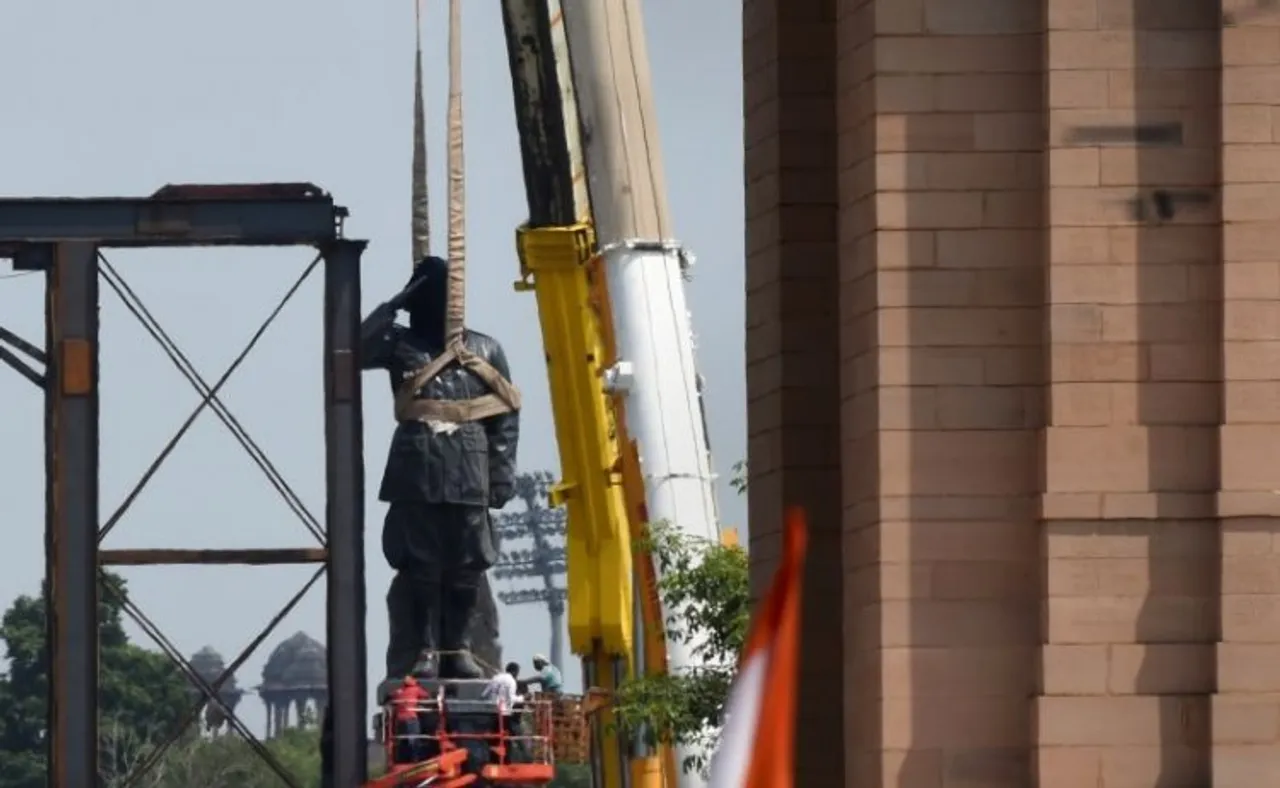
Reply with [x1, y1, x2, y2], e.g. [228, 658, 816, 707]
[559, 2, 721, 786]
[501, 2, 717, 787]
[499, 3, 637, 787]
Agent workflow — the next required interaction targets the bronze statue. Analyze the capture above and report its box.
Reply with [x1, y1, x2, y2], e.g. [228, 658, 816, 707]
[361, 256, 520, 680]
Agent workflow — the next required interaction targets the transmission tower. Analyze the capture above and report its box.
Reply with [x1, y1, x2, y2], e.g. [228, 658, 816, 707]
[492, 471, 568, 670]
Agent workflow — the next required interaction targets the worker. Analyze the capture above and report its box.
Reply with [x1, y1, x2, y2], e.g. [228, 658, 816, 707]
[482, 661, 523, 708]
[482, 662, 527, 762]
[527, 654, 563, 695]
[390, 675, 429, 764]
[361, 255, 520, 681]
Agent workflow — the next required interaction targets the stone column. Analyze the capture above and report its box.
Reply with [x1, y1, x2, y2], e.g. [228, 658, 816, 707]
[1036, 1, 1219, 785]
[1214, 4, 1280, 784]
[743, 0, 845, 784]
[838, 1, 1045, 785]
[835, 0, 882, 782]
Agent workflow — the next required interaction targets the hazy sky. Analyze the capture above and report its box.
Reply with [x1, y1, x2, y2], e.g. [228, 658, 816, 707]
[0, 0, 743, 729]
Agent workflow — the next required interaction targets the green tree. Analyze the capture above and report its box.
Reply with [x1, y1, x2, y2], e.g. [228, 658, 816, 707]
[86, 724, 317, 788]
[549, 763, 592, 787]
[0, 572, 192, 787]
[612, 520, 749, 775]
[729, 459, 747, 495]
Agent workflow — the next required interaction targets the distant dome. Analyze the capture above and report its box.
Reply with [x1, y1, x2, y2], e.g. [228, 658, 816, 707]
[188, 645, 242, 702]
[191, 646, 225, 681]
[262, 631, 326, 691]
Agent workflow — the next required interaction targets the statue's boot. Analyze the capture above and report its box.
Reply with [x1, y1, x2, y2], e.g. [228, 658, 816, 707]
[411, 650, 440, 680]
[440, 578, 486, 680]
[412, 592, 442, 680]
[386, 572, 432, 680]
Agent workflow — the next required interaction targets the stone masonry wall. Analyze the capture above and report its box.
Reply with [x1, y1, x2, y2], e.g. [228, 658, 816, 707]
[852, 0, 1045, 785]
[1038, 1, 1221, 786]
[745, 0, 1280, 786]
[743, 0, 846, 783]
[1214, 0, 1280, 784]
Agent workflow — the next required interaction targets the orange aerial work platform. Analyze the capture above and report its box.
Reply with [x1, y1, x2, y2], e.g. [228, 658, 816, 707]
[363, 678, 573, 787]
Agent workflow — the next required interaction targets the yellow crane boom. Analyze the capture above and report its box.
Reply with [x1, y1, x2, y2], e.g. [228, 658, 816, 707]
[501, 2, 720, 788]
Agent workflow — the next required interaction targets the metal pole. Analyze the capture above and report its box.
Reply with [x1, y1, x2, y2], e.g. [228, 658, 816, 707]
[583, 655, 605, 787]
[549, 600, 566, 670]
[322, 239, 368, 786]
[45, 241, 100, 788]
[531, 504, 568, 670]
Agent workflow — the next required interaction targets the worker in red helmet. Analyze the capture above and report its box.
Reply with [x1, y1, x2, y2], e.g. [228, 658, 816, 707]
[390, 675, 429, 764]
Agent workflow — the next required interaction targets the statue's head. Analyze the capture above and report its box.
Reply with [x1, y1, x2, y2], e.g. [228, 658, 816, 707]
[404, 255, 449, 345]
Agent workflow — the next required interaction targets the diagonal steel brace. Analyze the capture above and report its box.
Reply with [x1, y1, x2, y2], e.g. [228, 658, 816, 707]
[105, 579, 302, 788]
[97, 257, 322, 540]
[97, 254, 324, 544]
[0, 324, 45, 388]
[121, 567, 325, 787]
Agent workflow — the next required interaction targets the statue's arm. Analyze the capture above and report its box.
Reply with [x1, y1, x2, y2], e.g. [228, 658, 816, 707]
[482, 340, 520, 509]
[360, 302, 401, 370]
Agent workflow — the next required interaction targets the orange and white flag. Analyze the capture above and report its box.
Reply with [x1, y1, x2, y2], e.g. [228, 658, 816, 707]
[707, 506, 808, 788]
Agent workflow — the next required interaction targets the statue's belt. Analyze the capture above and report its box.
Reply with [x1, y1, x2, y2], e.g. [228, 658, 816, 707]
[394, 340, 522, 424]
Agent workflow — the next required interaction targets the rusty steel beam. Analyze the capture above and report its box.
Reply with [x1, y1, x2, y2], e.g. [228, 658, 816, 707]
[45, 241, 100, 788]
[99, 548, 327, 566]
[8, 186, 369, 787]
[321, 238, 368, 786]
[0, 183, 342, 250]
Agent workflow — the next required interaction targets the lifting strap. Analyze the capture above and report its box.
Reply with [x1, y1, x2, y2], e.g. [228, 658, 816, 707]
[444, 0, 465, 344]
[398, 0, 522, 426]
[394, 342, 522, 423]
[411, 0, 429, 263]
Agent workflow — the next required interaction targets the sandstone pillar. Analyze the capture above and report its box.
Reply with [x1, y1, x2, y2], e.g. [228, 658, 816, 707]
[1036, 1, 1220, 785]
[1213, 3, 1280, 784]
[839, 1, 1044, 784]
[743, 0, 845, 783]
[745, 1, 1280, 786]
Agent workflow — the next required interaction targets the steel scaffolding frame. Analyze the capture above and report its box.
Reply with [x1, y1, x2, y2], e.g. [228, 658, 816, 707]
[0, 183, 370, 787]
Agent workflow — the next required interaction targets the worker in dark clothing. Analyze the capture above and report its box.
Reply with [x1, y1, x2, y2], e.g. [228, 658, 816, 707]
[361, 255, 521, 681]
[390, 676, 430, 764]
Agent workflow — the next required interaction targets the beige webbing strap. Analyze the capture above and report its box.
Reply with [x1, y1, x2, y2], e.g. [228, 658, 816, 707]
[393, 348, 457, 421]
[453, 342, 521, 410]
[411, 0, 430, 265]
[445, 0, 466, 342]
[393, 1, 523, 427]
[393, 340, 523, 425]
[398, 395, 515, 424]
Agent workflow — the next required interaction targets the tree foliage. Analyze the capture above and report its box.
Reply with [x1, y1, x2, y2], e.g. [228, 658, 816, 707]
[145, 728, 322, 788]
[95, 722, 322, 788]
[0, 572, 324, 788]
[548, 763, 592, 787]
[0, 571, 193, 787]
[729, 459, 748, 495]
[612, 519, 750, 775]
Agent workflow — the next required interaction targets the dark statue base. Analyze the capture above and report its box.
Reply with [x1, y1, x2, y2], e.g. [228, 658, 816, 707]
[319, 574, 501, 785]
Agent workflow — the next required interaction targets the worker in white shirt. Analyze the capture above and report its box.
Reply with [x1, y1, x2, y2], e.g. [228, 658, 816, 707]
[482, 662, 523, 709]
[482, 662, 526, 760]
